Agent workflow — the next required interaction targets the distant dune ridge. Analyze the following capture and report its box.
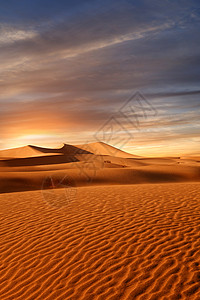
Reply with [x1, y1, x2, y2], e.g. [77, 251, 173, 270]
[0, 143, 93, 158]
[0, 141, 199, 193]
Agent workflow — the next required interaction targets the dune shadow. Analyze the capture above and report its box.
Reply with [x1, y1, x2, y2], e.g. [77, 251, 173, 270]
[0, 155, 79, 167]
[29, 144, 93, 155]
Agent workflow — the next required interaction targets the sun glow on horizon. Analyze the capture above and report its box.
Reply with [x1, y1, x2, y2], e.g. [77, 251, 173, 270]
[1, 134, 61, 150]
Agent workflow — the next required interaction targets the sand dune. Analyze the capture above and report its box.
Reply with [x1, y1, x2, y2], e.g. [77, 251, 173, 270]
[0, 144, 92, 159]
[76, 142, 139, 158]
[0, 142, 136, 159]
[180, 156, 200, 160]
[0, 163, 199, 194]
[0, 183, 200, 299]
[0, 145, 59, 158]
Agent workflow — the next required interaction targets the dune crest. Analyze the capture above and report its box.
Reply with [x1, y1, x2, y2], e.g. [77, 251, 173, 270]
[76, 142, 139, 158]
[0, 143, 93, 159]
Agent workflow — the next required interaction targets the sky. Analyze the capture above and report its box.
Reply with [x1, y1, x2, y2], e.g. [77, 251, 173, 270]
[0, 0, 200, 156]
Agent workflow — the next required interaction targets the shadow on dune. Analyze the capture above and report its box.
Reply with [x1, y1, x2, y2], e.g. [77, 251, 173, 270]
[0, 178, 39, 194]
[0, 167, 199, 194]
[0, 155, 79, 167]
[29, 144, 93, 155]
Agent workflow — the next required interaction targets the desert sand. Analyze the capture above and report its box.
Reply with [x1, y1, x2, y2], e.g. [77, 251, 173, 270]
[0, 142, 199, 194]
[0, 142, 200, 299]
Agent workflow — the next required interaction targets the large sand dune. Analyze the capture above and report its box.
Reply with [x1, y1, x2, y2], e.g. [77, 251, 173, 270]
[76, 142, 139, 158]
[0, 144, 93, 159]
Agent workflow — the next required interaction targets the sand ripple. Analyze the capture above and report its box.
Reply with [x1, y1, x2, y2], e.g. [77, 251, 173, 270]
[0, 183, 200, 299]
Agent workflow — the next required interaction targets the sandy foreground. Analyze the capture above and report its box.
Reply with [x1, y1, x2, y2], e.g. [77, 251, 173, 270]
[0, 183, 200, 300]
[0, 143, 200, 299]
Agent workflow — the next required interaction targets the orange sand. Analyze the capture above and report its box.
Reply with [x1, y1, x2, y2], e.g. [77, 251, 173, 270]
[0, 183, 200, 299]
[0, 142, 200, 299]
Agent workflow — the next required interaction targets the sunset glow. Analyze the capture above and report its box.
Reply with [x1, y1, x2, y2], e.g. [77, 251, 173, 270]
[0, 0, 199, 156]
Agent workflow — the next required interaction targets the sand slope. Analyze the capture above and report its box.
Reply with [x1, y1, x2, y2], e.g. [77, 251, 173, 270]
[0, 144, 93, 159]
[76, 142, 139, 158]
[0, 183, 200, 299]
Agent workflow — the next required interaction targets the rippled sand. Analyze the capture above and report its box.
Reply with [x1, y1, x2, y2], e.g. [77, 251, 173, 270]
[0, 183, 200, 299]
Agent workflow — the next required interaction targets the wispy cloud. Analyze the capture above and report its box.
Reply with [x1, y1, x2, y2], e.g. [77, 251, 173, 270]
[0, 24, 37, 45]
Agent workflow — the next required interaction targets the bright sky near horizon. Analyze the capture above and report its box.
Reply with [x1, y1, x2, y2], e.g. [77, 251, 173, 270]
[0, 0, 200, 156]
